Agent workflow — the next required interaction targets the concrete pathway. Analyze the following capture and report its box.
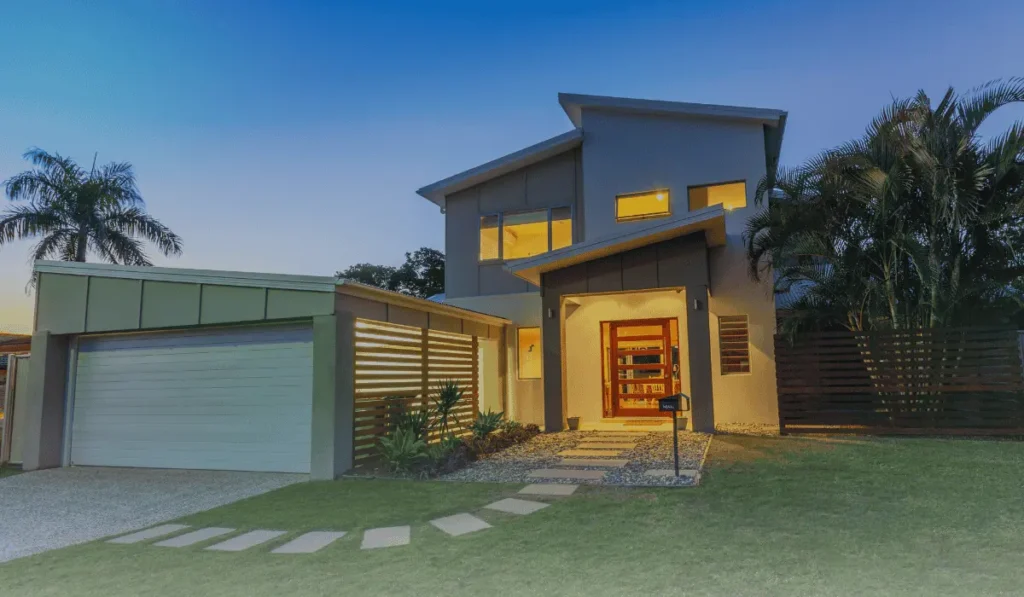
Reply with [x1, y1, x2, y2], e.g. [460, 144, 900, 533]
[105, 482, 576, 555]
[272, 531, 347, 554]
[0, 467, 305, 563]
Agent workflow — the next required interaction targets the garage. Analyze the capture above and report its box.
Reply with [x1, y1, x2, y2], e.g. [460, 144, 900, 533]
[68, 324, 313, 473]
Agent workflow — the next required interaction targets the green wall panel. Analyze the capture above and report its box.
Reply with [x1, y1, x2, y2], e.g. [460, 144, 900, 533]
[85, 278, 142, 332]
[35, 273, 88, 334]
[200, 285, 266, 324]
[266, 289, 334, 320]
[141, 281, 201, 328]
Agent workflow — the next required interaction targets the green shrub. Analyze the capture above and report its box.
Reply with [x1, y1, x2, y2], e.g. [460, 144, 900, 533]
[500, 419, 523, 434]
[432, 379, 465, 436]
[470, 409, 505, 438]
[387, 398, 430, 442]
[377, 427, 427, 473]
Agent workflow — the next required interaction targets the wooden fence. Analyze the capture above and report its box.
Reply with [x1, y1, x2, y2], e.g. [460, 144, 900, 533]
[776, 327, 1024, 435]
[353, 319, 479, 462]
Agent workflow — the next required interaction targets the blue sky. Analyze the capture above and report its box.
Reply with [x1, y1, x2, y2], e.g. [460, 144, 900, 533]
[1, 0, 1022, 330]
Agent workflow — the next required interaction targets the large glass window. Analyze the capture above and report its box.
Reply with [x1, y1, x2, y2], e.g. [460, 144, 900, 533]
[503, 210, 549, 260]
[551, 207, 572, 250]
[517, 327, 541, 379]
[478, 207, 573, 262]
[479, 215, 500, 261]
[689, 181, 747, 211]
[616, 189, 671, 222]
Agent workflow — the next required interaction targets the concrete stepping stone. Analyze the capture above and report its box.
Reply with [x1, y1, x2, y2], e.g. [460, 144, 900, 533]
[272, 531, 347, 554]
[575, 442, 637, 450]
[519, 484, 578, 496]
[559, 458, 628, 468]
[559, 449, 623, 457]
[361, 526, 411, 549]
[580, 435, 642, 440]
[430, 513, 491, 537]
[108, 524, 190, 544]
[154, 527, 235, 548]
[206, 530, 287, 552]
[484, 498, 550, 515]
[643, 469, 700, 478]
[527, 468, 606, 480]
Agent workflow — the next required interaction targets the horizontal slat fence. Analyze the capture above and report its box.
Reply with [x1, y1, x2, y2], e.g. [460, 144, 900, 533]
[776, 327, 1024, 435]
[353, 319, 479, 462]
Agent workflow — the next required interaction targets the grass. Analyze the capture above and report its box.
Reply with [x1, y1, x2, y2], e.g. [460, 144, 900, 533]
[0, 466, 22, 478]
[4, 435, 1024, 596]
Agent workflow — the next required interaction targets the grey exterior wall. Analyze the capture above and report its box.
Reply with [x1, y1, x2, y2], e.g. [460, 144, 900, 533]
[578, 107, 779, 426]
[578, 108, 768, 240]
[445, 148, 583, 299]
[539, 233, 713, 431]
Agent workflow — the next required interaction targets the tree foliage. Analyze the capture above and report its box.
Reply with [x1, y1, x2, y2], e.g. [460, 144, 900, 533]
[745, 79, 1024, 334]
[1, 148, 182, 266]
[336, 247, 444, 298]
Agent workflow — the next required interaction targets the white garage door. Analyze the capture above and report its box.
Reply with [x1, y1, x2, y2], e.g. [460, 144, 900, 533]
[69, 324, 313, 473]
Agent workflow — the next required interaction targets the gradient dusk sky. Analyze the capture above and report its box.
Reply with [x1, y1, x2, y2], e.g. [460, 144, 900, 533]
[1, 0, 1022, 332]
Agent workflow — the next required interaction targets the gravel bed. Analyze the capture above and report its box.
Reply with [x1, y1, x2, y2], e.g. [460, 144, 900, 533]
[714, 423, 780, 436]
[440, 431, 711, 488]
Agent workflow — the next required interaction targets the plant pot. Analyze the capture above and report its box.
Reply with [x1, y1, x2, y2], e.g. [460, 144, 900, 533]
[567, 417, 580, 431]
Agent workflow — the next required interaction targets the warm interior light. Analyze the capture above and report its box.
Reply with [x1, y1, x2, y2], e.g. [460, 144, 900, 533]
[689, 181, 747, 211]
[616, 190, 671, 222]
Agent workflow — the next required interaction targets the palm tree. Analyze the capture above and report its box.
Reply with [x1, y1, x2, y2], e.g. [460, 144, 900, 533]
[746, 78, 1024, 334]
[0, 148, 182, 265]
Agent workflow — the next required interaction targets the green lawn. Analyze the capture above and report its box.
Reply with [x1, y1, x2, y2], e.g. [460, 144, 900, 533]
[4, 436, 1024, 596]
[0, 466, 22, 478]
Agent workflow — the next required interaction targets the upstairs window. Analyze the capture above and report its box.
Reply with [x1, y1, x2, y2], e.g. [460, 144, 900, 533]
[689, 181, 747, 211]
[616, 189, 671, 222]
[718, 315, 751, 374]
[479, 207, 573, 262]
[503, 210, 549, 260]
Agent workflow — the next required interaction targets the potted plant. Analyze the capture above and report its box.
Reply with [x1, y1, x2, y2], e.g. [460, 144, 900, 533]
[567, 416, 580, 431]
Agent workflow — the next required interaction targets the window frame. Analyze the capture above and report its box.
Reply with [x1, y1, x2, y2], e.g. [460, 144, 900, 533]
[687, 180, 748, 212]
[517, 326, 542, 380]
[478, 205, 574, 263]
[718, 314, 751, 375]
[615, 188, 672, 223]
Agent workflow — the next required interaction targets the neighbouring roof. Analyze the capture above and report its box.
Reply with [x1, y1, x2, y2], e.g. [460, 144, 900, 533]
[34, 260, 338, 292]
[33, 261, 510, 327]
[416, 92, 787, 211]
[416, 129, 583, 211]
[505, 205, 727, 285]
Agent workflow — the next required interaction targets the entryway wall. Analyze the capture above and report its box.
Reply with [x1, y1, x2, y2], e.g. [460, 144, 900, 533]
[563, 289, 690, 426]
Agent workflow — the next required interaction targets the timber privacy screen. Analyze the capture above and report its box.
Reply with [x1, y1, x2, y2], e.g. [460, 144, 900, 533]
[776, 327, 1024, 435]
[352, 319, 479, 462]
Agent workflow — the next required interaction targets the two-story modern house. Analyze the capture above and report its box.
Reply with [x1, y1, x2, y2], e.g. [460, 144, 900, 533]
[418, 93, 786, 432]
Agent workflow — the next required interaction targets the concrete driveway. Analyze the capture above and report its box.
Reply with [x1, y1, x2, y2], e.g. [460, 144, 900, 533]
[0, 467, 305, 563]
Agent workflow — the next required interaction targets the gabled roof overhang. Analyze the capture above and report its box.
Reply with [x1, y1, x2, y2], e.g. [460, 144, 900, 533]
[416, 129, 583, 212]
[505, 205, 727, 286]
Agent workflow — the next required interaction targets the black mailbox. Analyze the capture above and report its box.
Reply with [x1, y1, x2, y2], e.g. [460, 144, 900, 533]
[658, 396, 680, 412]
[659, 393, 691, 412]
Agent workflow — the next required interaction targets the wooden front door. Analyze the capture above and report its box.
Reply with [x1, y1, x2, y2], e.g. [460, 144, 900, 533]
[609, 318, 674, 417]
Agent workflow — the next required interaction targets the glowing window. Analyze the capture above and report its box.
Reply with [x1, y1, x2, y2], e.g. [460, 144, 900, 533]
[616, 189, 671, 222]
[551, 207, 572, 250]
[479, 207, 573, 262]
[479, 215, 500, 261]
[689, 181, 747, 211]
[517, 327, 541, 379]
[503, 210, 549, 260]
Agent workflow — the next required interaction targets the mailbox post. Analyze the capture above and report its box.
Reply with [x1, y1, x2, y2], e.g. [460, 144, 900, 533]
[658, 393, 691, 478]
